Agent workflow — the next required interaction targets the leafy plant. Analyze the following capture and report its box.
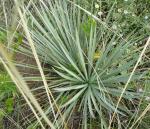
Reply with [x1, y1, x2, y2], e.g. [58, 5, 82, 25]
[0, 30, 7, 43]
[16, 0, 148, 128]
[0, 71, 17, 128]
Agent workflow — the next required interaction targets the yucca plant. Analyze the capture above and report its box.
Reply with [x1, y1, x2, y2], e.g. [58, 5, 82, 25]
[13, 0, 149, 128]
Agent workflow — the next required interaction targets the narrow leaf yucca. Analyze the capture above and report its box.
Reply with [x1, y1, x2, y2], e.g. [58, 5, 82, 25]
[20, 0, 146, 128]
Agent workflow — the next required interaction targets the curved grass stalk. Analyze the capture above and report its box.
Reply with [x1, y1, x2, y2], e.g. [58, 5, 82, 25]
[14, 0, 68, 128]
[129, 103, 150, 129]
[0, 45, 54, 129]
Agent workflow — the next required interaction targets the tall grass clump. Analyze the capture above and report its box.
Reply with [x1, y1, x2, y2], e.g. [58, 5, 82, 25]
[1, 0, 149, 128]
